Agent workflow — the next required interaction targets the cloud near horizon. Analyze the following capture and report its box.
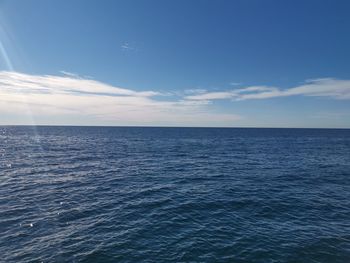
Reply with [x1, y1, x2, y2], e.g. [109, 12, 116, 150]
[1, 71, 350, 126]
[0, 71, 240, 126]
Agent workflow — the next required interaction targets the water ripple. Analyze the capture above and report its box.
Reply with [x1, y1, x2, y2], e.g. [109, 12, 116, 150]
[0, 126, 350, 262]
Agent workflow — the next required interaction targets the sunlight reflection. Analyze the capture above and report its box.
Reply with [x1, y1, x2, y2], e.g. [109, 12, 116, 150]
[0, 39, 13, 71]
[0, 24, 43, 150]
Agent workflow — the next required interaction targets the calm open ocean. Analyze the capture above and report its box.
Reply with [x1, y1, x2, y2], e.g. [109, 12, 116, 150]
[0, 126, 349, 262]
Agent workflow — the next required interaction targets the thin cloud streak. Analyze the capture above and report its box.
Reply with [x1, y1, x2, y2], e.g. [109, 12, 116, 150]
[0, 71, 158, 97]
[60, 70, 81, 79]
[185, 79, 350, 101]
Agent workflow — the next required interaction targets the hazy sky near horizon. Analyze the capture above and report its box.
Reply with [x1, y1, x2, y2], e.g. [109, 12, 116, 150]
[1, 0, 350, 127]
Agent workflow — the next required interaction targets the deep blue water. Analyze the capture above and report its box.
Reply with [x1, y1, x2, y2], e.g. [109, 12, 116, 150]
[0, 126, 350, 263]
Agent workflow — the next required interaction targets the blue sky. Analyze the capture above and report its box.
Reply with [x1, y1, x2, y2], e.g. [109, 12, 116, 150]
[0, 0, 350, 127]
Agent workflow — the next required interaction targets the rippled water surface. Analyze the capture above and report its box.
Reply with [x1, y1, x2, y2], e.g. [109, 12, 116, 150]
[1, 126, 350, 262]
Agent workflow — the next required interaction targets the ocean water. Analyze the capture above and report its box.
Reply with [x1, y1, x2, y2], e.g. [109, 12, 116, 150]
[0, 126, 349, 263]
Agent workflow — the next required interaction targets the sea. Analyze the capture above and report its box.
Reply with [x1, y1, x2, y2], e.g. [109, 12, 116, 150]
[0, 126, 349, 263]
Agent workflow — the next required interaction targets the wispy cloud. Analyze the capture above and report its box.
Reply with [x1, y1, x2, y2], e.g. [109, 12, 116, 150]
[60, 70, 81, 79]
[0, 71, 240, 126]
[186, 91, 236, 101]
[229, 82, 241, 86]
[121, 42, 136, 52]
[0, 71, 158, 97]
[185, 79, 350, 101]
[184, 88, 207, 94]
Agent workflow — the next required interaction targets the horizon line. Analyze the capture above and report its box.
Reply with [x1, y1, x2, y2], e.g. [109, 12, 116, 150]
[1, 124, 349, 130]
